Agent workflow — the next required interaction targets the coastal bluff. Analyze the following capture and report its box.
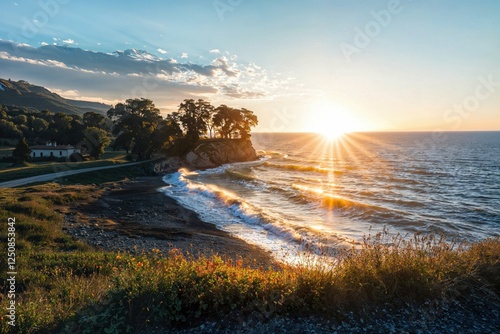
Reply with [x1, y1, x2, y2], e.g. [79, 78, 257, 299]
[184, 138, 258, 169]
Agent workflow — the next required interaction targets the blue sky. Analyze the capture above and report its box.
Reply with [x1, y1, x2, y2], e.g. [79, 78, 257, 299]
[1, 0, 499, 132]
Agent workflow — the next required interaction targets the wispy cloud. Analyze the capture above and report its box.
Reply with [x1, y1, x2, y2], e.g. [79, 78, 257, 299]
[48, 87, 119, 105]
[62, 39, 75, 44]
[0, 40, 294, 111]
[157, 48, 168, 54]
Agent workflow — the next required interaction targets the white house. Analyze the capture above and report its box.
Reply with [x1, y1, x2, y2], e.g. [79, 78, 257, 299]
[30, 142, 80, 159]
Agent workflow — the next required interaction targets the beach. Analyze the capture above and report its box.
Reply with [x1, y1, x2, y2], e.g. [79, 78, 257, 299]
[63, 176, 277, 267]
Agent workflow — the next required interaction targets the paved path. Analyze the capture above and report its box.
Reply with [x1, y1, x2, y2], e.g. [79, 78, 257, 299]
[0, 161, 147, 188]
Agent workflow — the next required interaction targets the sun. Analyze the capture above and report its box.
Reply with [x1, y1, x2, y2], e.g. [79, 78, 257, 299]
[307, 101, 360, 140]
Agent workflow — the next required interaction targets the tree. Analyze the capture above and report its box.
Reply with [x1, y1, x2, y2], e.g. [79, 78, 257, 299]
[213, 106, 258, 139]
[177, 99, 210, 142]
[0, 105, 7, 118]
[107, 98, 165, 160]
[0, 119, 23, 139]
[83, 112, 105, 128]
[13, 115, 27, 125]
[213, 105, 241, 138]
[12, 137, 31, 162]
[81, 127, 110, 159]
[237, 108, 258, 139]
[31, 118, 49, 133]
[83, 111, 112, 131]
[197, 99, 216, 138]
[47, 112, 72, 144]
[157, 114, 183, 147]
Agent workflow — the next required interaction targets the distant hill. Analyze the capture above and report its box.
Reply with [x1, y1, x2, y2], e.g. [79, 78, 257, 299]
[0, 78, 110, 115]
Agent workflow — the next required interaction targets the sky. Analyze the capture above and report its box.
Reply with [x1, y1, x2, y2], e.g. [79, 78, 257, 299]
[0, 0, 499, 132]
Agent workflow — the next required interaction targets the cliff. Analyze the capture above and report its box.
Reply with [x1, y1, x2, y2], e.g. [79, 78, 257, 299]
[184, 139, 258, 169]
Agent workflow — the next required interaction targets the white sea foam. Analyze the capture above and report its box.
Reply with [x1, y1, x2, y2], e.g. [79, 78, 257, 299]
[160, 132, 500, 262]
[161, 171, 330, 262]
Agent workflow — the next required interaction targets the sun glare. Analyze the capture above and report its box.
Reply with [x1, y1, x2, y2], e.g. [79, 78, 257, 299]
[307, 101, 361, 140]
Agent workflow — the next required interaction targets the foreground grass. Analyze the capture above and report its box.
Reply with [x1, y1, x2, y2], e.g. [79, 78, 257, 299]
[0, 150, 128, 183]
[0, 183, 499, 333]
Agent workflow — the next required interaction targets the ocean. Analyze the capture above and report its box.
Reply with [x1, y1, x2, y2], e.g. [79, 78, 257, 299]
[161, 132, 500, 261]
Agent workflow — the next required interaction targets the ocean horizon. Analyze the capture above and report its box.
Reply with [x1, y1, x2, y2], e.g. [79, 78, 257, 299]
[161, 131, 500, 262]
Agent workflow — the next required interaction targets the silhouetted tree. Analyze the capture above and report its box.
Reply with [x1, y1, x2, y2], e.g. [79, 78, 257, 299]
[213, 105, 240, 138]
[81, 127, 110, 159]
[12, 137, 31, 162]
[238, 108, 258, 139]
[197, 99, 216, 138]
[177, 99, 210, 142]
[212, 106, 258, 139]
[108, 98, 165, 160]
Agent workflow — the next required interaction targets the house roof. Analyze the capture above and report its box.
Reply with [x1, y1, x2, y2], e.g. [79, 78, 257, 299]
[30, 145, 76, 150]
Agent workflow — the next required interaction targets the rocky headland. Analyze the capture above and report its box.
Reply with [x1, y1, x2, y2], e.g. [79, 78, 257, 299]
[183, 138, 258, 169]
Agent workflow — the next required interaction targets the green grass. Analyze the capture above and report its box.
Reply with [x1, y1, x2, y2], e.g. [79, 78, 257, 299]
[0, 150, 128, 183]
[58, 160, 156, 185]
[0, 183, 499, 333]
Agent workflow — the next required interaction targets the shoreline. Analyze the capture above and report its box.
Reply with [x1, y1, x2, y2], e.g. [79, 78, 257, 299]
[64, 175, 277, 267]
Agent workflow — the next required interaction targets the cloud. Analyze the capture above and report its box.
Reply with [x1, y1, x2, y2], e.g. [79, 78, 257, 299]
[210, 49, 220, 54]
[62, 39, 75, 44]
[157, 48, 168, 54]
[40, 42, 49, 46]
[48, 88, 119, 105]
[0, 40, 293, 111]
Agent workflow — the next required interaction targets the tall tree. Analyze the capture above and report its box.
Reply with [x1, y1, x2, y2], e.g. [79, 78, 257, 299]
[237, 108, 258, 139]
[197, 99, 216, 138]
[108, 98, 170, 160]
[177, 99, 210, 142]
[12, 137, 31, 162]
[213, 106, 258, 139]
[81, 127, 110, 159]
[213, 105, 241, 138]
[47, 112, 72, 144]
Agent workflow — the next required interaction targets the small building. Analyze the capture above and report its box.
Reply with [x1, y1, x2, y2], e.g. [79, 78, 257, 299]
[30, 142, 80, 159]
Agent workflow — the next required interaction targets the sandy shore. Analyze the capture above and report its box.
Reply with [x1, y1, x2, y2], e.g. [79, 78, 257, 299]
[64, 176, 277, 267]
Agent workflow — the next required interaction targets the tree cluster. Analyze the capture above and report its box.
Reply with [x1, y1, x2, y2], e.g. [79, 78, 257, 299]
[108, 98, 258, 160]
[0, 105, 112, 160]
[1, 97, 258, 162]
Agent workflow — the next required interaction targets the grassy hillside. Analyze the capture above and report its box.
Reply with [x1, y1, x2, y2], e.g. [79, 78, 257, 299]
[0, 177, 499, 333]
[0, 78, 108, 115]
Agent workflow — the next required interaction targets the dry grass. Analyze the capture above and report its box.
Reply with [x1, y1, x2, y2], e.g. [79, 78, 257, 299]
[0, 184, 499, 333]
